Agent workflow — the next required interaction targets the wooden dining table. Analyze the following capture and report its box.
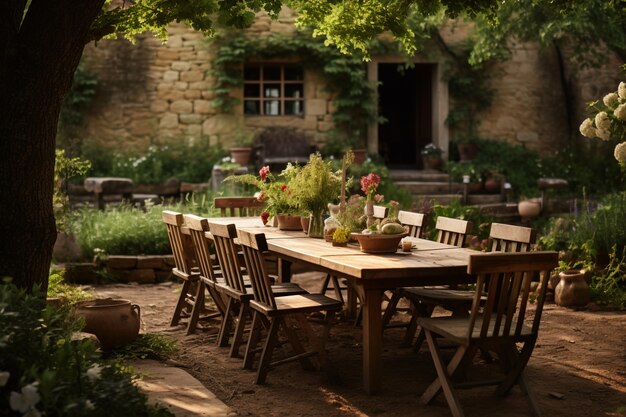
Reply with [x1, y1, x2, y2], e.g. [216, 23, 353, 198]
[202, 217, 475, 394]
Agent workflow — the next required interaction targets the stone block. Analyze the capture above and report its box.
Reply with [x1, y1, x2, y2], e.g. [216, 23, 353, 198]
[150, 100, 169, 113]
[181, 70, 204, 82]
[171, 61, 191, 71]
[174, 81, 189, 90]
[179, 113, 203, 124]
[194, 100, 211, 114]
[136, 256, 165, 269]
[129, 119, 155, 136]
[84, 177, 134, 194]
[127, 268, 156, 284]
[157, 82, 174, 91]
[158, 91, 185, 102]
[107, 255, 137, 270]
[185, 124, 202, 137]
[516, 131, 539, 144]
[189, 81, 209, 90]
[159, 113, 179, 129]
[163, 70, 179, 81]
[170, 100, 193, 113]
[162, 255, 176, 267]
[155, 270, 173, 282]
[166, 35, 183, 48]
[184, 90, 202, 100]
[180, 182, 209, 193]
[306, 99, 327, 116]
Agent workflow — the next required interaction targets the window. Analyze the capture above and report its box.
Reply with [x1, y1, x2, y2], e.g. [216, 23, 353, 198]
[243, 64, 304, 116]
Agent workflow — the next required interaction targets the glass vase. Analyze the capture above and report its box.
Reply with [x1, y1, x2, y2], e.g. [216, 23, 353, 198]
[308, 211, 324, 238]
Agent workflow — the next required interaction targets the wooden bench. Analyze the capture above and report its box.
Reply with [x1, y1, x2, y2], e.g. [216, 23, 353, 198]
[254, 127, 316, 170]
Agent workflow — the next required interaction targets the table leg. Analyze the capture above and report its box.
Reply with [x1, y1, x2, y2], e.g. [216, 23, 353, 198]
[277, 258, 292, 283]
[362, 288, 382, 394]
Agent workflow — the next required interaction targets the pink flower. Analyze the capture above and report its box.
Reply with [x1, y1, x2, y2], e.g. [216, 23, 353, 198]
[259, 166, 270, 182]
[360, 173, 381, 197]
[374, 194, 384, 203]
[389, 200, 399, 208]
[281, 184, 287, 191]
[261, 212, 270, 225]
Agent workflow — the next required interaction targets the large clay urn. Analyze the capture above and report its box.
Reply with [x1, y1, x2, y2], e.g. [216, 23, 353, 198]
[75, 298, 141, 350]
[555, 270, 590, 308]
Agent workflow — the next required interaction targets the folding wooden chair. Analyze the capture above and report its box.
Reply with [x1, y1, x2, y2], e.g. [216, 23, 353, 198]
[214, 196, 265, 217]
[208, 221, 306, 358]
[237, 229, 343, 384]
[184, 214, 228, 319]
[403, 223, 536, 350]
[418, 251, 558, 417]
[162, 210, 203, 335]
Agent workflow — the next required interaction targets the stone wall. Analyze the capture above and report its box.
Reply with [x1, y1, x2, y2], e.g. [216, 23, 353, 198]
[80, 11, 623, 155]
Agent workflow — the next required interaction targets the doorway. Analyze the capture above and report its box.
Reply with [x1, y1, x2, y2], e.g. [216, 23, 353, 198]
[377, 63, 433, 169]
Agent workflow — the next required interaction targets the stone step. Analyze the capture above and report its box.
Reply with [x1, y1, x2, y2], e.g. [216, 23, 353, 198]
[412, 194, 462, 206]
[389, 169, 449, 182]
[396, 181, 464, 194]
[467, 194, 505, 205]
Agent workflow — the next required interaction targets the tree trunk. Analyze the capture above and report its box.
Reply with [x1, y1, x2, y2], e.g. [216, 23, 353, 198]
[0, 0, 105, 292]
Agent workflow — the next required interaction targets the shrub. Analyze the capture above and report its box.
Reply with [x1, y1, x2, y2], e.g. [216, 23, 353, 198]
[0, 280, 172, 417]
[422, 200, 494, 241]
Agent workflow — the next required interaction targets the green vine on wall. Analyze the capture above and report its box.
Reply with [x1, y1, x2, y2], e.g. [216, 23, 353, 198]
[210, 30, 381, 150]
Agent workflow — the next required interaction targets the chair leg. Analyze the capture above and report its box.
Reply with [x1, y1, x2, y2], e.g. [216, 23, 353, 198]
[256, 317, 282, 384]
[186, 281, 205, 335]
[217, 297, 235, 347]
[421, 330, 466, 417]
[412, 304, 435, 352]
[331, 276, 344, 304]
[495, 341, 535, 396]
[170, 279, 190, 326]
[320, 274, 331, 295]
[243, 311, 263, 370]
[230, 301, 250, 358]
[282, 316, 316, 371]
[381, 291, 401, 330]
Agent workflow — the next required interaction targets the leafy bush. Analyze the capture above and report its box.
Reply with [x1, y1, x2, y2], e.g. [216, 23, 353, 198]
[47, 270, 93, 304]
[422, 200, 494, 241]
[82, 140, 227, 184]
[0, 280, 172, 417]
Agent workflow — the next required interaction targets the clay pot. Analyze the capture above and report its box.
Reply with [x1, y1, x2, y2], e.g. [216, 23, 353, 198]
[332, 240, 348, 247]
[422, 155, 443, 171]
[276, 214, 302, 231]
[555, 270, 590, 308]
[229, 147, 252, 166]
[351, 232, 408, 254]
[484, 177, 502, 194]
[518, 200, 541, 219]
[457, 143, 478, 162]
[352, 148, 367, 165]
[75, 298, 141, 350]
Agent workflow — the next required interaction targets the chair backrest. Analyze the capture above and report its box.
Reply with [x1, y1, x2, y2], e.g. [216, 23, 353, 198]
[214, 197, 265, 217]
[489, 223, 536, 253]
[373, 205, 389, 219]
[466, 251, 558, 340]
[237, 229, 276, 310]
[162, 210, 194, 276]
[435, 216, 473, 247]
[207, 221, 248, 294]
[398, 210, 425, 238]
[184, 214, 219, 284]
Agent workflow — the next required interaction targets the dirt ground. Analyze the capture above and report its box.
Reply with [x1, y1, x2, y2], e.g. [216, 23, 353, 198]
[93, 273, 626, 417]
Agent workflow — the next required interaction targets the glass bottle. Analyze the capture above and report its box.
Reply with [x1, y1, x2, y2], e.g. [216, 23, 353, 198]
[324, 203, 341, 242]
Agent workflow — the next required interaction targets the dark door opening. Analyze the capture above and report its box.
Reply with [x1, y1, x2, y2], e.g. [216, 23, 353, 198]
[378, 64, 433, 168]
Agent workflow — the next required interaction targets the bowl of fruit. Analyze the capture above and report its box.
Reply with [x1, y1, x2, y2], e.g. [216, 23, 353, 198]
[350, 221, 408, 254]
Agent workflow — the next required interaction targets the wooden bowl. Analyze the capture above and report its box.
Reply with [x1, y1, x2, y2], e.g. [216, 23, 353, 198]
[350, 232, 408, 254]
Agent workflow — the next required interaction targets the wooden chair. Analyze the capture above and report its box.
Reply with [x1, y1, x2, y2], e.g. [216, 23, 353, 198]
[214, 196, 265, 217]
[418, 251, 558, 417]
[402, 223, 536, 350]
[184, 214, 228, 319]
[237, 229, 343, 384]
[208, 221, 306, 358]
[162, 210, 203, 335]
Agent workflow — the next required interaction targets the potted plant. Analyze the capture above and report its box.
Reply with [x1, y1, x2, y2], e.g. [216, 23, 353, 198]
[332, 226, 351, 247]
[229, 127, 254, 166]
[421, 143, 444, 171]
[289, 153, 344, 237]
[445, 161, 483, 193]
[454, 134, 479, 163]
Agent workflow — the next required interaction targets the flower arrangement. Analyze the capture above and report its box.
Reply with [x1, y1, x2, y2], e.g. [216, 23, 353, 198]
[420, 143, 443, 157]
[579, 79, 626, 166]
[361, 172, 380, 202]
[289, 153, 343, 216]
[224, 165, 300, 220]
[332, 226, 351, 246]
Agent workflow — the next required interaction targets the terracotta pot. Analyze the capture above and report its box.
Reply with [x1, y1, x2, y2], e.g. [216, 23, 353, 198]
[351, 232, 408, 254]
[275, 214, 302, 231]
[422, 155, 443, 171]
[555, 270, 590, 308]
[332, 240, 348, 247]
[75, 298, 141, 350]
[484, 178, 502, 194]
[457, 143, 478, 162]
[352, 148, 367, 165]
[230, 147, 252, 166]
[518, 200, 541, 219]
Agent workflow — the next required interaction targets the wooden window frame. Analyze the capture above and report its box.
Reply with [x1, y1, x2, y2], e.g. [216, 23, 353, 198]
[243, 63, 304, 117]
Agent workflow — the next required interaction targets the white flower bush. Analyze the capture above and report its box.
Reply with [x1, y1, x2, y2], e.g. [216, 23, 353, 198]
[9, 382, 41, 414]
[580, 78, 626, 165]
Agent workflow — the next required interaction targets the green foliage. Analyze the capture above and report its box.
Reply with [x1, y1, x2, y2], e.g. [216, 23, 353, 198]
[82, 140, 227, 184]
[54, 149, 92, 231]
[589, 248, 626, 310]
[211, 31, 380, 148]
[424, 200, 494, 241]
[47, 270, 93, 305]
[0, 280, 172, 417]
[109, 333, 178, 361]
[289, 153, 343, 215]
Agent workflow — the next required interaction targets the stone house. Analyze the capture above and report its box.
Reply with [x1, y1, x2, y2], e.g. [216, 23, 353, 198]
[79, 8, 623, 170]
